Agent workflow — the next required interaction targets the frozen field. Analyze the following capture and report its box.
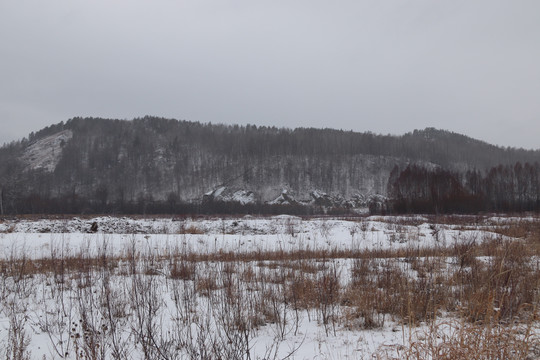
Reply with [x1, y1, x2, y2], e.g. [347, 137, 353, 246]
[0, 215, 513, 259]
[0, 215, 538, 359]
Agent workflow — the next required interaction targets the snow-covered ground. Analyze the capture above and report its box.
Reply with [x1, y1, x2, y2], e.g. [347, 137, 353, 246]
[0, 215, 507, 259]
[0, 215, 537, 359]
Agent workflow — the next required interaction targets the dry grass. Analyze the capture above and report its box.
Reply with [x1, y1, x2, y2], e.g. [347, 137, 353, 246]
[1, 215, 539, 358]
[177, 224, 205, 234]
[377, 315, 539, 360]
[169, 259, 196, 280]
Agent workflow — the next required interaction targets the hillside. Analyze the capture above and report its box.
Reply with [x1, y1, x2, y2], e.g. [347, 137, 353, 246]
[1, 117, 540, 215]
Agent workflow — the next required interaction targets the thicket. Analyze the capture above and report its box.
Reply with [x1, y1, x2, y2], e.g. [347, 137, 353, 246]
[387, 162, 540, 214]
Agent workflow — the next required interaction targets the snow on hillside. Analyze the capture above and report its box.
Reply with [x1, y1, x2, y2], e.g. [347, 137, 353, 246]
[269, 190, 296, 205]
[21, 130, 73, 171]
[204, 187, 257, 205]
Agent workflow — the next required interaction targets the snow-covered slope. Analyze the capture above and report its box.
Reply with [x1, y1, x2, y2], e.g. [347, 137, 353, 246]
[21, 129, 72, 172]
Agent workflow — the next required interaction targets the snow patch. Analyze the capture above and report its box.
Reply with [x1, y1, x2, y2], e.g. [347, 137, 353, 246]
[230, 190, 256, 205]
[269, 190, 297, 205]
[203, 187, 256, 205]
[21, 130, 72, 172]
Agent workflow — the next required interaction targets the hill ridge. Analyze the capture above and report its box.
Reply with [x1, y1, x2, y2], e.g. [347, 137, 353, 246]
[1, 117, 539, 215]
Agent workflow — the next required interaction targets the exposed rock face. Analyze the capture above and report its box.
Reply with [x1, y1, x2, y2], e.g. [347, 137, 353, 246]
[203, 187, 256, 205]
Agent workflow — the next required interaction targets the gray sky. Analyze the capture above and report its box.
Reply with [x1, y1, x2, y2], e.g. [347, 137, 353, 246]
[1, 1, 540, 149]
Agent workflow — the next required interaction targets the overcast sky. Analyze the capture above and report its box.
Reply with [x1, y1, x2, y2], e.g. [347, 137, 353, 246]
[1, 1, 539, 149]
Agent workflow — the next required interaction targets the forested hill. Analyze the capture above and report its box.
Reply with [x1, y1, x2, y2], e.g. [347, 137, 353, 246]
[1, 116, 539, 215]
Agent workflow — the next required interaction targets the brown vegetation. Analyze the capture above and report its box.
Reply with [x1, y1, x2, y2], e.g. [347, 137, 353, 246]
[0, 217, 539, 358]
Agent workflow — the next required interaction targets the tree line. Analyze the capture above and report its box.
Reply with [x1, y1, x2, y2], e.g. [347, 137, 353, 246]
[386, 162, 540, 214]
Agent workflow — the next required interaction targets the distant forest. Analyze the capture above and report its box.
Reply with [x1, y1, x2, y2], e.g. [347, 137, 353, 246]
[1, 116, 540, 215]
[387, 163, 540, 214]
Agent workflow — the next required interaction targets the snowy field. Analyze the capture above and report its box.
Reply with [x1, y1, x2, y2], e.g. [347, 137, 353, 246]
[0, 215, 538, 359]
[0, 215, 512, 259]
